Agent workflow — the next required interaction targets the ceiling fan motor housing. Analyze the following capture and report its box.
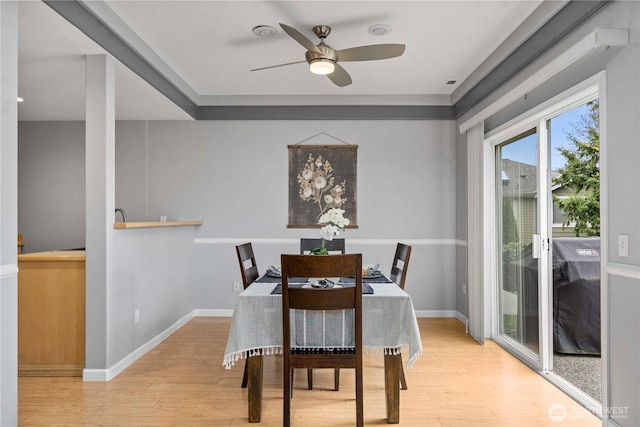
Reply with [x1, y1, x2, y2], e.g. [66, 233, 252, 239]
[305, 44, 338, 65]
[312, 25, 332, 39]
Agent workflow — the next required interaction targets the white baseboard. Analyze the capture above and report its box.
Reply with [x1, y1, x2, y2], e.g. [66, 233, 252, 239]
[1, 263, 18, 280]
[455, 311, 469, 326]
[82, 310, 196, 382]
[82, 368, 110, 382]
[414, 310, 457, 318]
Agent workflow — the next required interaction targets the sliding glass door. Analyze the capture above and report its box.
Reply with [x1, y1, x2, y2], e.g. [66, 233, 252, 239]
[496, 129, 541, 359]
[487, 78, 603, 412]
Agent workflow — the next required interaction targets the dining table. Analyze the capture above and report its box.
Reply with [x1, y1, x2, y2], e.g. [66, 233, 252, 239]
[223, 271, 422, 424]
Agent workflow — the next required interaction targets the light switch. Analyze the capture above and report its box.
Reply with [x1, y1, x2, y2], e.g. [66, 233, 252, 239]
[618, 234, 629, 257]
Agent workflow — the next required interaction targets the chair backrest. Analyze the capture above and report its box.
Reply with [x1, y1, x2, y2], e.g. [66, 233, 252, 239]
[236, 243, 259, 289]
[281, 254, 363, 350]
[299, 238, 346, 254]
[389, 243, 412, 290]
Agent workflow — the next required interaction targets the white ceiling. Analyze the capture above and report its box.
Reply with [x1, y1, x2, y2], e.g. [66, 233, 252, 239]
[17, 0, 550, 121]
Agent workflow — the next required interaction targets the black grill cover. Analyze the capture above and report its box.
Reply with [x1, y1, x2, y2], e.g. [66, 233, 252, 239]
[552, 237, 601, 355]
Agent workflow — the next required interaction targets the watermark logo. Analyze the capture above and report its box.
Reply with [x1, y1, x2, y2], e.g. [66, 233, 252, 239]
[548, 403, 630, 422]
[603, 406, 630, 419]
[548, 403, 567, 422]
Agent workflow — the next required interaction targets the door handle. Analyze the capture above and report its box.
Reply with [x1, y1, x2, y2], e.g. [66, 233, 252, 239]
[532, 234, 541, 259]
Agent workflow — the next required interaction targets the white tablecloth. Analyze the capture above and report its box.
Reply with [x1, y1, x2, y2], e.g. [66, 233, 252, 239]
[223, 282, 422, 370]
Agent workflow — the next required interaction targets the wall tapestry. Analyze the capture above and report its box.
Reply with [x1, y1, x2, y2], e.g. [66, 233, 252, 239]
[288, 144, 358, 228]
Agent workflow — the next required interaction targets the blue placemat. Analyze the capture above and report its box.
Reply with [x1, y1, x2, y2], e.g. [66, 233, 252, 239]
[257, 274, 291, 283]
[256, 274, 308, 283]
[343, 276, 394, 284]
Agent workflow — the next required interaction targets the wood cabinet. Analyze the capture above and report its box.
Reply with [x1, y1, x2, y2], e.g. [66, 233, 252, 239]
[18, 250, 85, 376]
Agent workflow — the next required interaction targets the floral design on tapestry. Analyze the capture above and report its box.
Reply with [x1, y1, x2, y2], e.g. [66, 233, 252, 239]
[297, 154, 347, 219]
[288, 145, 357, 228]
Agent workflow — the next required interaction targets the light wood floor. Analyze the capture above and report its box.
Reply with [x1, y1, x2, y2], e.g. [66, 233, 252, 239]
[19, 317, 601, 426]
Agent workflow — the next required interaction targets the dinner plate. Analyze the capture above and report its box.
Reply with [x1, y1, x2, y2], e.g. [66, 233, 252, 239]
[303, 283, 343, 289]
[363, 271, 383, 279]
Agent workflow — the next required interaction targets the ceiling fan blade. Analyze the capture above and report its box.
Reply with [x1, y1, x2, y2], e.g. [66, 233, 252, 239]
[337, 44, 406, 62]
[251, 60, 306, 72]
[279, 23, 322, 55]
[327, 63, 352, 87]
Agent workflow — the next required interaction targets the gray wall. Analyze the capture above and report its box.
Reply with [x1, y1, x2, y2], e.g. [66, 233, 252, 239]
[16, 117, 199, 373]
[118, 119, 459, 314]
[18, 119, 459, 316]
[604, 3, 640, 422]
[18, 122, 86, 253]
[107, 226, 197, 368]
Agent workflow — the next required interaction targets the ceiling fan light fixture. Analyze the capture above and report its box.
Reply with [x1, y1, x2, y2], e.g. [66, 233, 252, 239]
[309, 58, 335, 75]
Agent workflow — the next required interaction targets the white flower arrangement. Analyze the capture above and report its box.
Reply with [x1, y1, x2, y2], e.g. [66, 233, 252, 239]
[313, 208, 350, 254]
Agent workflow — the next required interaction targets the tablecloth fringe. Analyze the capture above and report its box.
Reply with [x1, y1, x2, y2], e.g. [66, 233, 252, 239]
[406, 347, 423, 370]
[223, 346, 283, 369]
[363, 345, 424, 370]
[362, 345, 404, 357]
[223, 345, 423, 370]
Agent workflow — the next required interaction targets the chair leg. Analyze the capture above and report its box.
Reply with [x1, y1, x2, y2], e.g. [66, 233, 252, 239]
[307, 368, 313, 390]
[400, 364, 408, 390]
[241, 360, 248, 388]
[284, 368, 292, 427]
[355, 366, 364, 427]
[334, 368, 340, 391]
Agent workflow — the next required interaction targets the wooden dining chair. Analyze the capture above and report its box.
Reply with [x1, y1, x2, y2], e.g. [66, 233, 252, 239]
[390, 243, 412, 290]
[299, 237, 345, 391]
[235, 242, 260, 388]
[390, 242, 412, 390]
[299, 237, 346, 254]
[281, 254, 364, 427]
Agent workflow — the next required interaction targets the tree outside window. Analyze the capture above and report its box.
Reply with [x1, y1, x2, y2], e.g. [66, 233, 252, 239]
[552, 100, 600, 237]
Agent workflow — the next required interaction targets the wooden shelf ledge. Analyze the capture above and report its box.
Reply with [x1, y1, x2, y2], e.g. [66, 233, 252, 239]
[18, 250, 85, 262]
[114, 221, 203, 229]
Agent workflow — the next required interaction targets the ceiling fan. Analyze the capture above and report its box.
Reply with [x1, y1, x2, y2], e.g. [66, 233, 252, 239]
[251, 23, 406, 87]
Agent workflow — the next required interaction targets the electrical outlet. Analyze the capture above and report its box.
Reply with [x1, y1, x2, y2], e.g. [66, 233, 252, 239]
[618, 234, 629, 257]
[233, 281, 243, 292]
[134, 308, 140, 324]
[462, 283, 467, 295]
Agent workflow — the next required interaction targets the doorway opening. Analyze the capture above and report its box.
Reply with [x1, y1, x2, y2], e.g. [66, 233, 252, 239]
[487, 79, 603, 413]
